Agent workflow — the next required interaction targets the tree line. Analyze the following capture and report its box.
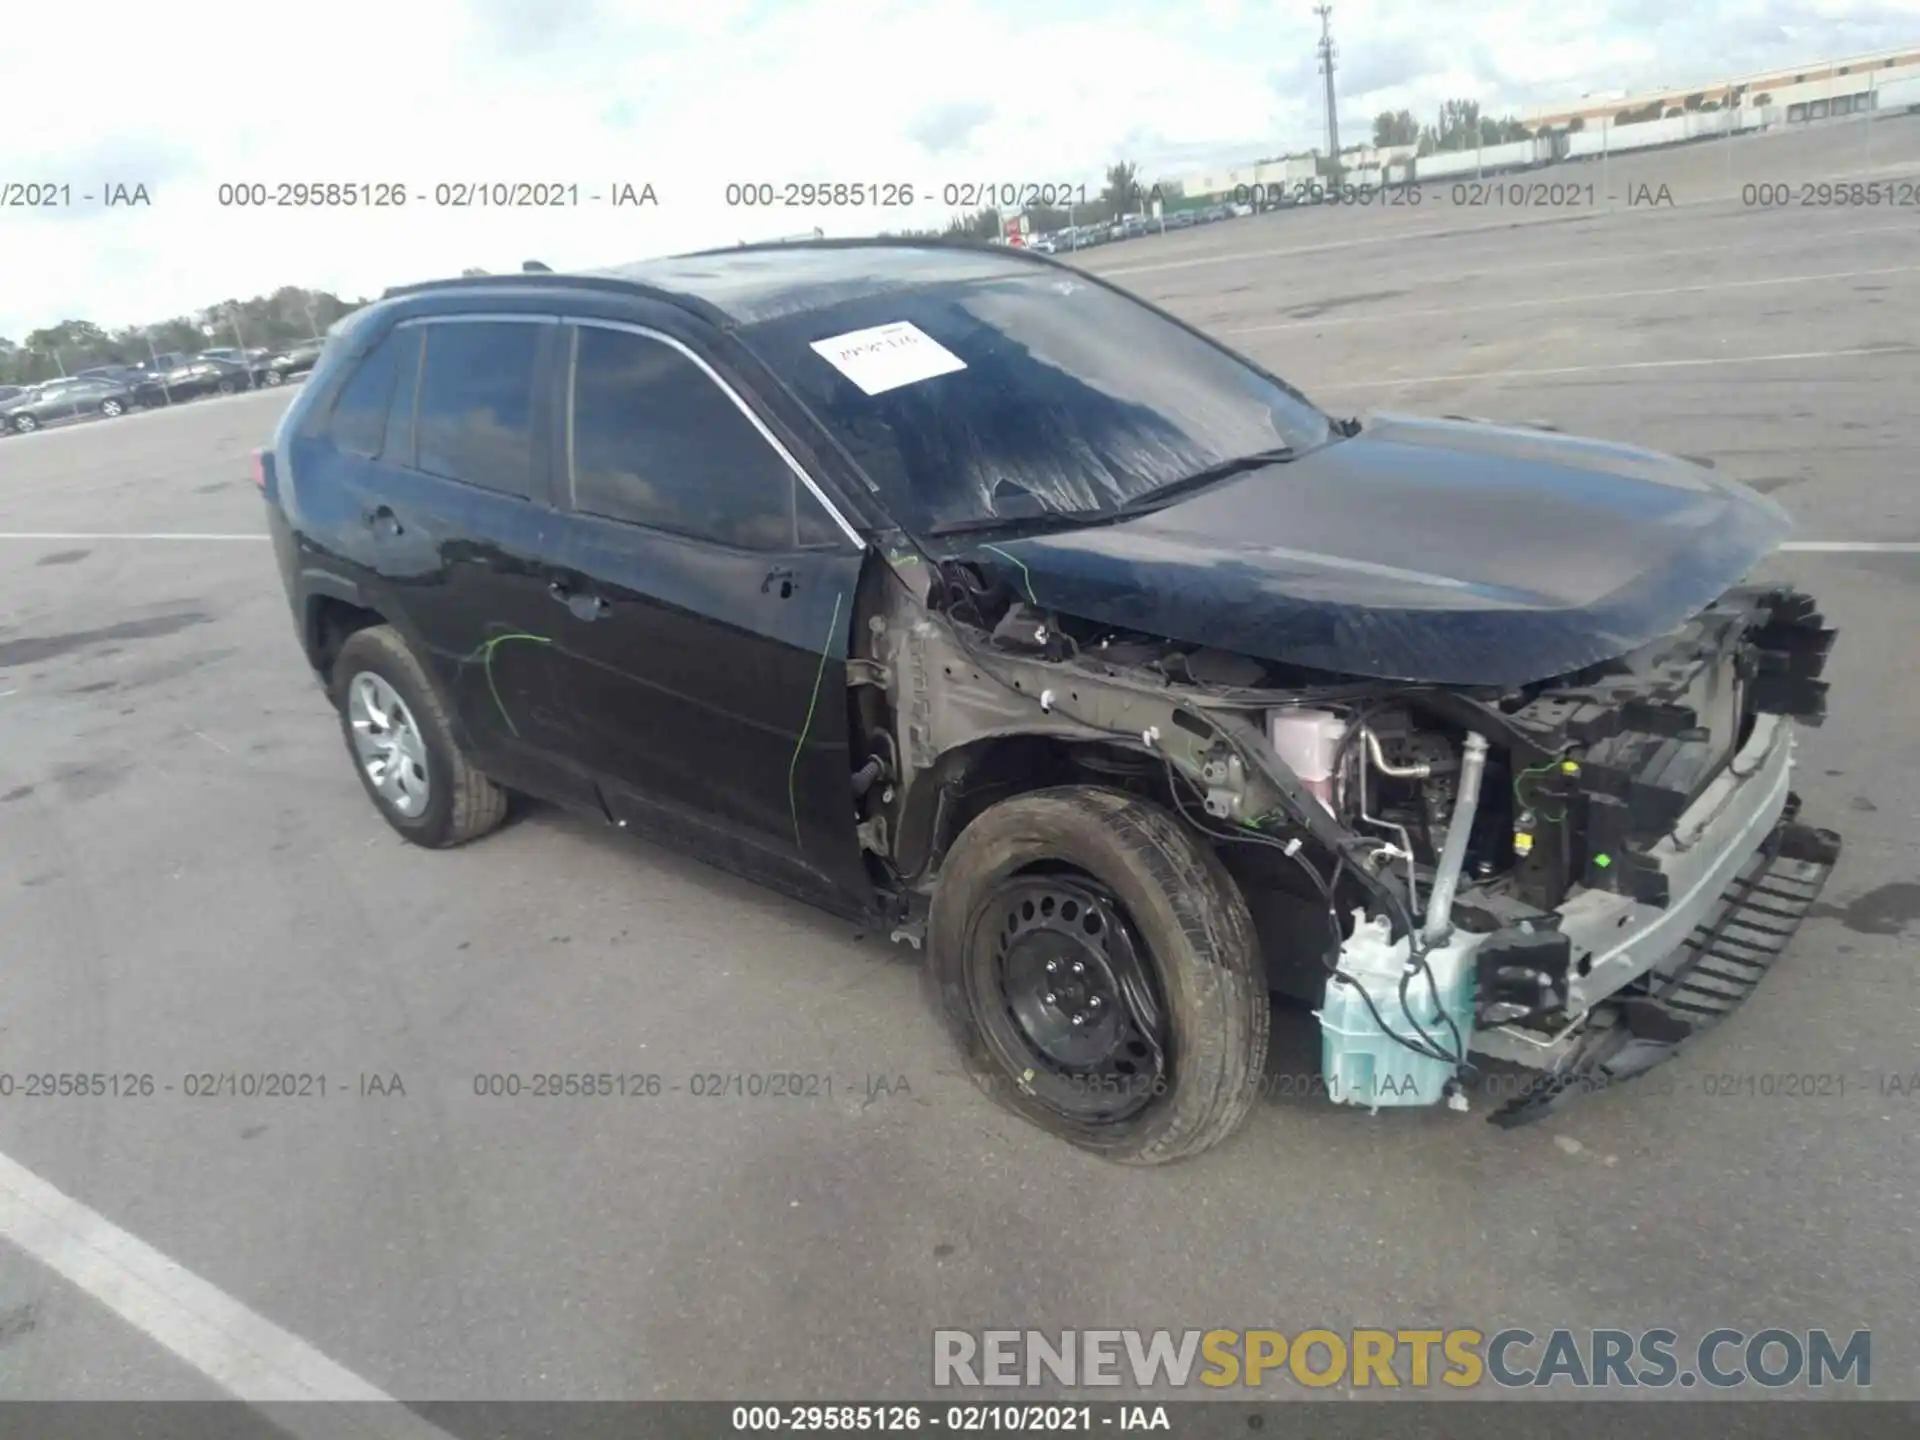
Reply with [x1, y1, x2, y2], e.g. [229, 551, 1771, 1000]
[1374, 84, 1767, 154]
[0, 286, 369, 386]
[1371, 99, 1544, 154]
[882, 161, 1195, 240]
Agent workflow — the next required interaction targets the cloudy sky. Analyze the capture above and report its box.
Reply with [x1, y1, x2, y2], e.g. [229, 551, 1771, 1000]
[1, 0, 1915, 340]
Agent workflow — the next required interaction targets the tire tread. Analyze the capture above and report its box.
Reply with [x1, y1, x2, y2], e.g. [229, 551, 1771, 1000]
[332, 625, 506, 848]
[928, 785, 1267, 1165]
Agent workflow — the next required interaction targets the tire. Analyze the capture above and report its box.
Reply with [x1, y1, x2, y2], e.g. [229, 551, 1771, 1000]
[927, 786, 1268, 1165]
[101, 399, 124, 417]
[330, 625, 507, 848]
[216, 379, 235, 396]
[265, 369, 284, 386]
[13, 414, 36, 433]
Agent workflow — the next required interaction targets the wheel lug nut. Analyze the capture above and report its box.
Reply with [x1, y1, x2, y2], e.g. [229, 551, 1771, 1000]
[1070, 1013, 1086, 1027]
[1088, 996, 1102, 1009]
[1044, 960, 1058, 973]
[1043, 992, 1057, 1005]
[1070, 961, 1085, 975]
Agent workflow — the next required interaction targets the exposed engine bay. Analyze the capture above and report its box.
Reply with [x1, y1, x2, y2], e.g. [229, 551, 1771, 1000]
[847, 545, 1841, 1126]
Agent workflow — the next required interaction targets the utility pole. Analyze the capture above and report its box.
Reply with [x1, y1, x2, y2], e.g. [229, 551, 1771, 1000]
[1315, 3, 1340, 185]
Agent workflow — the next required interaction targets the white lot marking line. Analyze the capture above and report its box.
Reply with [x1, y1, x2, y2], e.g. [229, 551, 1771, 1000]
[1329, 345, 1914, 389]
[0, 1149, 457, 1436]
[1780, 542, 1920, 553]
[0, 532, 269, 541]
[1224, 263, 1920, 334]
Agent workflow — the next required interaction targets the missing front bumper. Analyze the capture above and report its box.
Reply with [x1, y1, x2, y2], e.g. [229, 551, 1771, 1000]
[1486, 804, 1842, 1128]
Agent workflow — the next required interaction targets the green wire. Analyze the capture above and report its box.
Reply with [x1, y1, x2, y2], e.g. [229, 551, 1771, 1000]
[1513, 758, 1567, 822]
[463, 632, 553, 737]
[788, 590, 845, 850]
[978, 541, 1038, 606]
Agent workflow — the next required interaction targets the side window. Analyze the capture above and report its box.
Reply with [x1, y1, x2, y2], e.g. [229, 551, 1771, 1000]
[380, 328, 423, 468]
[570, 325, 796, 550]
[415, 321, 542, 498]
[795, 480, 844, 547]
[327, 333, 402, 459]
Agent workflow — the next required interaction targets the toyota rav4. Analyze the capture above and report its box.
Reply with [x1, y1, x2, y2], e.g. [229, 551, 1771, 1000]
[259, 240, 1841, 1164]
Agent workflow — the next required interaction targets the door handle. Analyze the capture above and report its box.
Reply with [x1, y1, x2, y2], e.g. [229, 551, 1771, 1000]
[760, 565, 796, 598]
[363, 505, 403, 537]
[548, 581, 610, 620]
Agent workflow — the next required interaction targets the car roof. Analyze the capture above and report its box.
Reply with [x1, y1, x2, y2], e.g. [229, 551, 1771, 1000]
[381, 238, 1063, 329]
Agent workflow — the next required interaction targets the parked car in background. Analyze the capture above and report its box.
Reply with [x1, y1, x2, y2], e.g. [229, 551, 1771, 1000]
[198, 347, 275, 383]
[76, 364, 152, 388]
[262, 338, 325, 385]
[1, 375, 138, 432]
[142, 355, 258, 403]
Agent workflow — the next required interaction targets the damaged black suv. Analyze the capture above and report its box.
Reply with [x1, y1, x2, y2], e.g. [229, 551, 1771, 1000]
[260, 239, 1840, 1164]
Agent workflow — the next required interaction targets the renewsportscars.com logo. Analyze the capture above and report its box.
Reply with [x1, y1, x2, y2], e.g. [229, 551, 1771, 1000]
[932, 1328, 1872, 1391]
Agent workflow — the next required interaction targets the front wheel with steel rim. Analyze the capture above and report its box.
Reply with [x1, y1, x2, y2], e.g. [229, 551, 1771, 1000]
[331, 624, 508, 848]
[927, 785, 1269, 1165]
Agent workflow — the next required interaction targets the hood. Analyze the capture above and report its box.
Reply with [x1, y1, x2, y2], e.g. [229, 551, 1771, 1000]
[962, 413, 1792, 689]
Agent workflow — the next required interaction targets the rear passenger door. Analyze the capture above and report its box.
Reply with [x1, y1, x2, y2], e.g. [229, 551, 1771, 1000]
[309, 314, 592, 803]
[543, 317, 873, 911]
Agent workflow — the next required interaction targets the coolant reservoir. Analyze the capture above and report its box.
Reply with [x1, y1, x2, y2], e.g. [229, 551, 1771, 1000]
[1267, 708, 1349, 812]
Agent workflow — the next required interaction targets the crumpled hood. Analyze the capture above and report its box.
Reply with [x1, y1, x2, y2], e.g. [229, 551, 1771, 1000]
[960, 412, 1793, 689]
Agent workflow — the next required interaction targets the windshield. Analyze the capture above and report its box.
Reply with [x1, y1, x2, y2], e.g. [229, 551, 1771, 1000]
[738, 269, 1333, 536]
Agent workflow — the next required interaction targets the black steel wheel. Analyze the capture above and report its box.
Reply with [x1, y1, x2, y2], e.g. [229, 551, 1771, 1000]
[928, 786, 1268, 1165]
[968, 873, 1168, 1126]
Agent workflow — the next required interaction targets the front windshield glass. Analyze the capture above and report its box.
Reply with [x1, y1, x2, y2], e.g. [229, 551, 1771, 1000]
[739, 268, 1333, 536]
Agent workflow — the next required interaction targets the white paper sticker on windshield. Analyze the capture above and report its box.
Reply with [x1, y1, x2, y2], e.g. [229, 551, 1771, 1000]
[809, 321, 966, 396]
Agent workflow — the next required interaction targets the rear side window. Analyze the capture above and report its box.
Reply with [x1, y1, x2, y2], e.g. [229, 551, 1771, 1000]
[415, 321, 542, 497]
[327, 334, 403, 458]
[380, 329, 423, 467]
[568, 324, 802, 550]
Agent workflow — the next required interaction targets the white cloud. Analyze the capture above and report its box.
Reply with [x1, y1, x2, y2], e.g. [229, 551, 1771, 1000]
[0, 0, 1914, 337]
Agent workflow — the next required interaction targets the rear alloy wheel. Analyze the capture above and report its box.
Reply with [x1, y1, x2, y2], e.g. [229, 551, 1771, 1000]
[13, 414, 37, 433]
[928, 786, 1269, 1165]
[100, 399, 124, 417]
[331, 625, 508, 848]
